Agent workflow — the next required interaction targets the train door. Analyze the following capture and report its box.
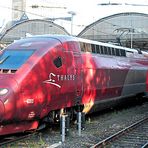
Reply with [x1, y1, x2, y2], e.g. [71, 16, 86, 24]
[74, 53, 83, 105]
[42, 43, 69, 111]
[63, 50, 83, 107]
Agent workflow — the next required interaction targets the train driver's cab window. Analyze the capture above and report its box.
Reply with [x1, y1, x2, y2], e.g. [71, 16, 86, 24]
[0, 49, 35, 70]
[53, 56, 62, 68]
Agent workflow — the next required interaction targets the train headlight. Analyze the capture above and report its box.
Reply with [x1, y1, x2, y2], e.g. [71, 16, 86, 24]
[0, 88, 8, 95]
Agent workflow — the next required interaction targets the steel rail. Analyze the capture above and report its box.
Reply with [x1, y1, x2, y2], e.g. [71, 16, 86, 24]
[0, 132, 37, 146]
[141, 142, 148, 148]
[91, 116, 148, 148]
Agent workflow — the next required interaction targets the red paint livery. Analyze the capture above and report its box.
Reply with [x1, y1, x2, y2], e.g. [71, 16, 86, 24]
[0, 35, 148, 135]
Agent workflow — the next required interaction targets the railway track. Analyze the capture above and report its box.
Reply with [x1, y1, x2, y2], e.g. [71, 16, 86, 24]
[0, 132, 37, 146]
[91, 116, 148, 148]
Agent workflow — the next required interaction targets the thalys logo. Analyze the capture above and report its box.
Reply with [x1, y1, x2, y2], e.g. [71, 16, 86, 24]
[43, 73, 75, 88]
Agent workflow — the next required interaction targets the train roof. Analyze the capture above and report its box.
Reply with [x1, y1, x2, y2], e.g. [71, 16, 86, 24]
[29, 34, 141, 53]
[6, 34, 147, 55]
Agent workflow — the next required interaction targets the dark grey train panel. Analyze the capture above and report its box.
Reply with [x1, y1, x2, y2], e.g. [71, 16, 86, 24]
[121, 67, 147, 96]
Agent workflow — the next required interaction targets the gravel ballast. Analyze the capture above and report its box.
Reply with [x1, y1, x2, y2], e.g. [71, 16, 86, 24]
[6, 100, 148, 148]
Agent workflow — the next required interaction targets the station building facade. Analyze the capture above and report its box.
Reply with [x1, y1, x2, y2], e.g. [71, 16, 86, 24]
[78, 12, 148, 50]
[0, 19, 69, 44]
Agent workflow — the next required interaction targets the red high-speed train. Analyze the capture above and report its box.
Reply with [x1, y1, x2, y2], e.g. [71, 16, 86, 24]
[0, 35, 148, 135]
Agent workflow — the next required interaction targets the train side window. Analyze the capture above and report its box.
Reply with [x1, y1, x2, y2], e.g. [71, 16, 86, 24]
[116, 48, 120, 56]
[53, 57, 62, 68]
[126, 51, 134, 57]
[120, 50, 126, 57]
[80, 42, 85, 52]
[91, 44, 96, 53]
[104, 46, 108, 55]
[112, 48, 115, 56]
[108, 47, 112, 55]
[137, 48, 142, 54]
[96, 45, 100, 54]
[85, 43, 91, 52]
[100, 46, 104, 54]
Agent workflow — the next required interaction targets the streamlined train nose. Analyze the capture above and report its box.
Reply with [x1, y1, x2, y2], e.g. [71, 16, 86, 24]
[0, 88, 13, 122]
[0, 77, 18, 121]
[0, 100, 4, 121]
[0, 87, 9, 121]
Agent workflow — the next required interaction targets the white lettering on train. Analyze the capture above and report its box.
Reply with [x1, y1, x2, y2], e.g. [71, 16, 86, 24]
[57, 74, 75, 81]
[43, 73, 76, 88]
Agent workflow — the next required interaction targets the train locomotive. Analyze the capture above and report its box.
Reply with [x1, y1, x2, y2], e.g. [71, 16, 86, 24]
[0, 34, 148, 135]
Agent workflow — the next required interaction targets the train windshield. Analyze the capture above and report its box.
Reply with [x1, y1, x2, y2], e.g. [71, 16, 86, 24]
[0, 49, 34, 70]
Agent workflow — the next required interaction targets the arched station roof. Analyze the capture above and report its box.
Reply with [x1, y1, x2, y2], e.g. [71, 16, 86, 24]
[78, 12, 148, 50]
[0, 19, 69, 44]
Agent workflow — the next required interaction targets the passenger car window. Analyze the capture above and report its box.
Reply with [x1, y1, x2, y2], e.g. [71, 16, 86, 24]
[91, 44, 96, 53]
